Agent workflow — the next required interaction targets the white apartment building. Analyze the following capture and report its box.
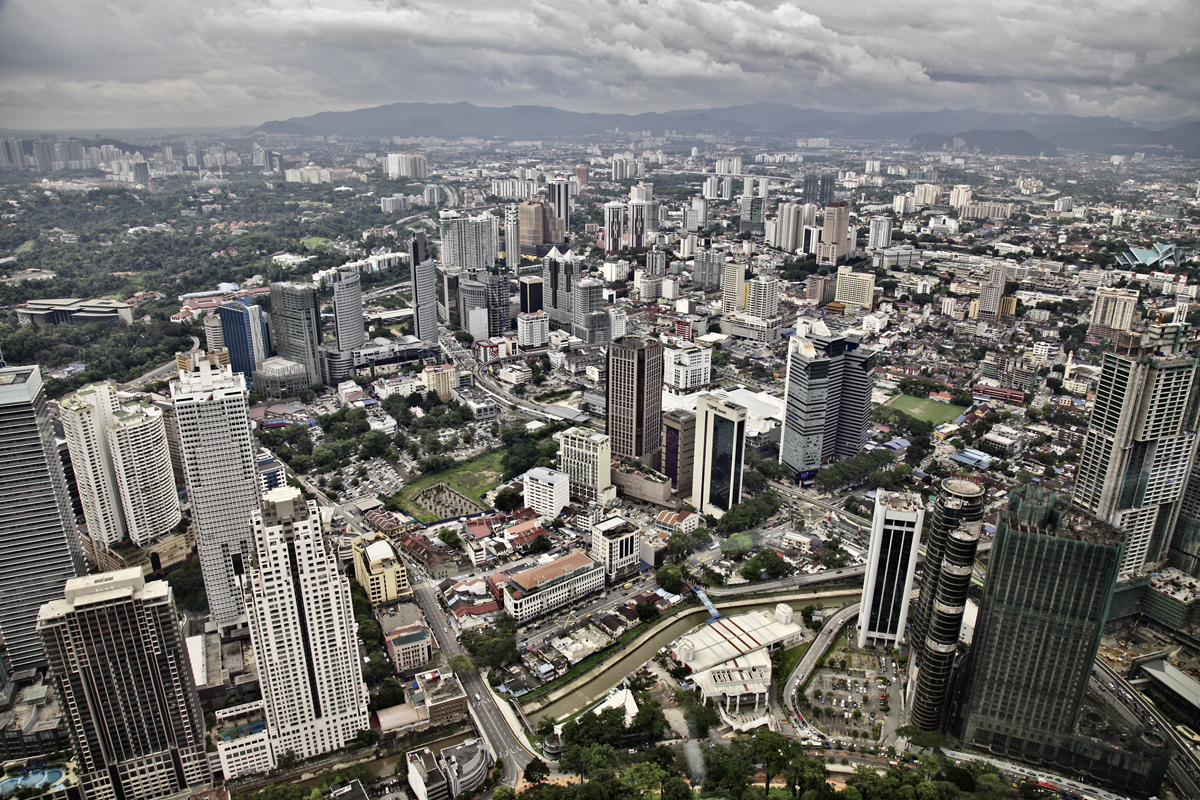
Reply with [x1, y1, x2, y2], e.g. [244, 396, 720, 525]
[241, 487, 370, 766]
[948, 185, 973, 208]
[914, 183, 942, 205]
[721, 259, 745, 314]
[107, 401, 181, 546]
[664, 342, 712, 395]
[867, 216, 892, 251]
[557, 428, 613, 503]
[60, 383, 126, 546]
[835, 266, 876, 310]
[1088, 287, 1139, 337]
[524, 467, 570, 518]
[858, 491, 925, 648]
[893, 194, 916, 214]
[171, 352, 260, 625]
[502, 551, 605, 623]
[607, 307, 628, 338]
[745, 275, 780, 320]
[517, 310, 550, 348]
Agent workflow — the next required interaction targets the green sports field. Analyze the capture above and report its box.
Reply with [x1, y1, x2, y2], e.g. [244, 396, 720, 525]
[888, 395, 966, 426]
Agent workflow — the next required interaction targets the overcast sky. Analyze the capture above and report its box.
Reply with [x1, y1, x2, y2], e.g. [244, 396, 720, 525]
[0, 0, 1195, 132]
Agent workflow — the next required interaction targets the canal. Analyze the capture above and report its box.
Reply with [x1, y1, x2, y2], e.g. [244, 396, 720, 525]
[524, 590, 861, 722]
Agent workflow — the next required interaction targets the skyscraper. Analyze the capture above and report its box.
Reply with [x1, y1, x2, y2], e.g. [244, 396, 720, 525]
[662, 409, 697, 500]
[548, 178, 571, 237]
[542, 247, 582, 331]
[439, 212, 499, 271]
[737, 195, 764, 236]
[572, 277, 609, 345]
[721, 258, 745, 314]
[331, 266, 366, 351]
[607, 336, 663, 469]
[908, 478, 985, 731]
[779, 323, 875, 478]
[0, 364, 85, 670]
[480, 272, 510, 338]
[412, 231, 439, 347]
[816, 201, 851, 266]
[518, 198, 562, 255]
[690, 394, 746, 519]
[62, 383, 180, 549]
[745, 275, 780, 320]
[834, 266, 876, 310]
[39, 567, 210, 800]
[866, 216, 892, 250]
[802, 173, 834, 205]
[269, 282, 321, 387]
[976, 262, 1006, 322]
[773, 202, 818, 253]
[1074, 322, 1200, 577]
[557, 427, 612, 504]
[171, 352, 260, 626]
[693, 248, 724, 290]
[519, 276, 544, 314]
[1087, 287, 1140, 338]
[858, 491, 925, 649]
[504, 204, 521, 269]
[956, 485, 1169, 796]
[603, 201, 625, 254]
[217, 301, 267, 389]
[240, 487, 370, 761]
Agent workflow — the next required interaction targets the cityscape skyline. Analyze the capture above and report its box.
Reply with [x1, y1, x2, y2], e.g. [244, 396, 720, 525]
[0, 0, 1194, 131]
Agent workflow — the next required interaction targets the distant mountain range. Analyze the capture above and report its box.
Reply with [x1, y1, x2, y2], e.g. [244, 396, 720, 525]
[253, 102, 1200, 157]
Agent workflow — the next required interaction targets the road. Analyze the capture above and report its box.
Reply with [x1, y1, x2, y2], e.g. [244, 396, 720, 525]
[1094, 660, 1200, 798]
[119, 334, 200, 390]
[767, 481, 873, 530]
[406, 560, 534, 788]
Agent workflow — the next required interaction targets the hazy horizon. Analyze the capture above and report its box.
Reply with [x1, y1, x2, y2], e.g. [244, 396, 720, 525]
[1, 0, 1195, 131]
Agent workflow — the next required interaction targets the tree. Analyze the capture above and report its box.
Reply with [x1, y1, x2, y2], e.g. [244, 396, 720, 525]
[536, 716, 555, 736]
[636, 601, 660, 622]
[493, 788, 516, 800]
[449, 654, 474, 673]
[661, 776, 693, 800]
[523, 758, 550, 784]
[656, 564, 684, 594]
[494, 488, 524, 512]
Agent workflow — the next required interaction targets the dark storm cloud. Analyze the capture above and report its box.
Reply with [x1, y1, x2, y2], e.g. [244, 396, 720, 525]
[0, 0, 1194, 130]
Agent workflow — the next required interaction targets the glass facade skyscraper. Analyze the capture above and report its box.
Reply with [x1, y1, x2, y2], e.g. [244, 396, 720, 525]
[217, 301, 267, 390]
[690, 394, 746, 519]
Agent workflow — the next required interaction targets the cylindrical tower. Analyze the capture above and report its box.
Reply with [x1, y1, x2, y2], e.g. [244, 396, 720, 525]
[909, 478, 985, 731]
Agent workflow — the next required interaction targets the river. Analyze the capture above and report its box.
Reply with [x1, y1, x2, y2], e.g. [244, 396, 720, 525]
[524, 590, 861, 722]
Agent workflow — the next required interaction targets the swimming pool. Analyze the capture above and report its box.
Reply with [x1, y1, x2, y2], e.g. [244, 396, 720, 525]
[0, 769, 65, 797]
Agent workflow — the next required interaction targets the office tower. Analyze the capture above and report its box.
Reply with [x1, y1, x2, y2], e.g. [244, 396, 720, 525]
[802, 225, 823, 256]
[548, 178, 571, 237]
[627, 200, 651, 251]
[867, 216, 892, 250]
[504, 204, 521, 269]
[690, 197, 708, 230]
[693, 248, 724, 290]
[721, 258, 745, 314]
[558, 428, 612, 504]
[331, 267, 365, 351]
[603, 201, 625, 253]
[646, 247, 667, 277]
[60, 383, 125, 545]
[202, 313, 223, 350]
[858, 491, 925, 649]
[171, 352, 259, 626]
[1088, 287, 1140, 338]
[519, 275, 544, 314]
[607, 336, 663, 469]
[806, 273, 836, 306]
[572, 277, 609, 345]
[738, 195, 764, 236]
[773, 202, 818, 253]
[524, 468, 570, 518]
[690, 394, 747, 519]
[746, 275, 780, 320]
[575, 164, 589, 186]
[948, 185, 972, 208]
[518, 198, 562, 254]
[542, 247, 582, 331]
[817, 201, 851, 266]
[779, 323, 876, 477]
[435, 264, 462, 327]
[440, 212, 500, 271]
[39, 567, 209, 800]
[1074, 323, 1200, 578]
[977, 262, 1006, 322]
[908, 478, 985, 731]
[834, 266, 875, 310]
[662, 409, 697, 500]
[803, 173, 834, 205]
[702, 176, 720, 199]
[634, 268, 662, 301]
[217, 302, 267, 389]
[517, 310, 550, 349]
[458, 280, 489, 342]
[0, 365, 85, 670]
[240, 487, 370, 762]
[958, 485, 1120, 747]
[481, 272, 510, 337]
[411, 232, 439, 347]
[269, 282, 321, 387]
[607, 307, 627, 339]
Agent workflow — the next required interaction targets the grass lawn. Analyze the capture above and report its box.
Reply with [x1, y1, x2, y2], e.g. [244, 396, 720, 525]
[395, 448, 507, 523]
[887, 395, 966, 426]
[301, 236, 331, 250]
[777, 641, 812, 683]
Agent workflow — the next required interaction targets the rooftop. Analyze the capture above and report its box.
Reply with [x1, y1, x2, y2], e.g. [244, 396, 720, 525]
[511, 551, 600, 593]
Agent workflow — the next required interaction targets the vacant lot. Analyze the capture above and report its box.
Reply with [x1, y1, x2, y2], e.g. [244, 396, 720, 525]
[887, 395, 965, 426]
[396, 448, 506, 523]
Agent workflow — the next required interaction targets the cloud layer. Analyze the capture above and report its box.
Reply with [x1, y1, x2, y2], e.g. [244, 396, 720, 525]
[0, 0, 1195, 131]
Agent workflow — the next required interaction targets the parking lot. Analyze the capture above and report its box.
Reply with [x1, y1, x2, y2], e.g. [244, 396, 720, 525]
[804, 649, 903, 744]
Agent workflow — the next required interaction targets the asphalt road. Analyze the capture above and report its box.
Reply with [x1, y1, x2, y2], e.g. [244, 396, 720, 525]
[405, 560, 535, 788]
[782, 603, 860, 736]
